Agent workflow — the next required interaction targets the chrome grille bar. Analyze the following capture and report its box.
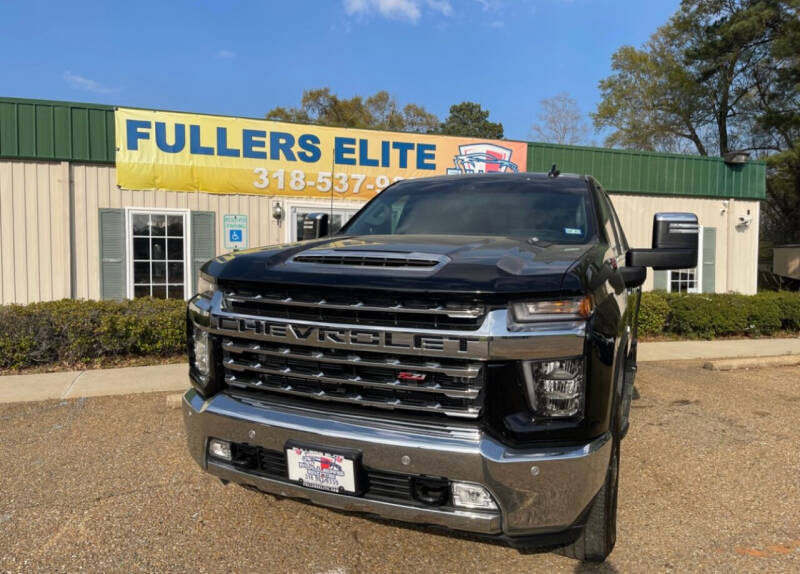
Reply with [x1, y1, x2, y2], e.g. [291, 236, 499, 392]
[220, 330, 485, 418]
[224, 374, 481, 419]
[222, 339, 482, 379]
[224, 357, 481, 399]
[223, 292, 484, 319]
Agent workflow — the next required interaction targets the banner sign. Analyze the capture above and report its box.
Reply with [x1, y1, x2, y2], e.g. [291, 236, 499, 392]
[115, 107, 527, 200]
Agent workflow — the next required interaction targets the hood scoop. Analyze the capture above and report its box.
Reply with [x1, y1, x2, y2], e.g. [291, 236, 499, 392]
[291, 249, 450, 271]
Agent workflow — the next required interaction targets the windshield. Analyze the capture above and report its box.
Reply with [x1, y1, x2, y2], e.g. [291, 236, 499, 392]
[340, 176, 595, 244]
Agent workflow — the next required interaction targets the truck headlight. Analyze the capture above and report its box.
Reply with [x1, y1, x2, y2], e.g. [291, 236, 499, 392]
[522, 358, 585, 418]
[510, 297, 592, 323]
[193, 327, 210, 377]
[188, 322, 220, 397]
[195, 272, 216, 298]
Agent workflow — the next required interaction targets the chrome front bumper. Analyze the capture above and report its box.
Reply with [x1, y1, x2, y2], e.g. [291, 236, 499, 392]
[183, 388, 611, 539]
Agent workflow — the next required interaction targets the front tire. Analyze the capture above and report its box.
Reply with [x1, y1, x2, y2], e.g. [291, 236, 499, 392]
[555, 436, 619, 562]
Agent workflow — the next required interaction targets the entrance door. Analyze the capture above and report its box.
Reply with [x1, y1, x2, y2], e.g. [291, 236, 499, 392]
[286, 201, 362, 242]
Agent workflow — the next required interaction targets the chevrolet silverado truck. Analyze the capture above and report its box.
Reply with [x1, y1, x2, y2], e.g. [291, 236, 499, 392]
[183, 172, 698, 562]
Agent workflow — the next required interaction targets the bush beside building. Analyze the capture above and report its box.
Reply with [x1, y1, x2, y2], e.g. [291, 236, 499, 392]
[1, 293, 799, 371]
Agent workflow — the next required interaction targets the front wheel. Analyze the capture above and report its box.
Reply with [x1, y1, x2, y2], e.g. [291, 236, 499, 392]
[555, 437, 619, 562]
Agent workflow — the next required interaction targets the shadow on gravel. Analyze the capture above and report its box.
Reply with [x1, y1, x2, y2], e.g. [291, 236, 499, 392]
[574, 561, 619, 573]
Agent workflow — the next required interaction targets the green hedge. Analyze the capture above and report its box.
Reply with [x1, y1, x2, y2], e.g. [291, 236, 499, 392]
[0, 298, 186, 370]
[2, 292, 799, 370]
[638, 291, 800, 339]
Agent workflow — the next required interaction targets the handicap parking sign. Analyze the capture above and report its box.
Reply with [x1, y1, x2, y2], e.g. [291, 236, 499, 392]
[223, 214, 248, 250]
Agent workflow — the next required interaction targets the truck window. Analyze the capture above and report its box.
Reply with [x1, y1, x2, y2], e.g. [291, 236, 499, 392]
[341, 178, 597, 244]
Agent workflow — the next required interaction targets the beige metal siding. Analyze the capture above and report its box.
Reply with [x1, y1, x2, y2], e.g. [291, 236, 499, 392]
[70, 164, 284, 300]
[609, 194, 760, 294]
[0, 160, 70, 304]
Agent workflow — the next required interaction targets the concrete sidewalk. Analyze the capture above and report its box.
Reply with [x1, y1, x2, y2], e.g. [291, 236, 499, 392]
[0, 363, 188, 404]
[1, 337, 798, 404]
[636, 337, 800, 362]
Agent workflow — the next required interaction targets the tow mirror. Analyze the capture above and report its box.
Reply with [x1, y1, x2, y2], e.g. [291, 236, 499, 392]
[301, 213, 329, 240]
[626, 213, 699, 271]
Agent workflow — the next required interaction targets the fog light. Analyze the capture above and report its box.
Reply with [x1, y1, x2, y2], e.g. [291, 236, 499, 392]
[193, 328, 210, 376]
[208, 439, 232, 461]
[451, 482, 497, 510]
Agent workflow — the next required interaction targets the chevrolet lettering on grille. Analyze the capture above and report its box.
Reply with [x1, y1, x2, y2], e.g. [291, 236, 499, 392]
[215, 317, 488, 358]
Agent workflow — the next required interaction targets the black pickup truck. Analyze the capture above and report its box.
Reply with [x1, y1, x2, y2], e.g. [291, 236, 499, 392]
[183, 173, 698, 562]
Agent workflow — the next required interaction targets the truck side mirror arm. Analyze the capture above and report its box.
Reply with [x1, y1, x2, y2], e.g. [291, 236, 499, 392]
[620, 265, 647, 288]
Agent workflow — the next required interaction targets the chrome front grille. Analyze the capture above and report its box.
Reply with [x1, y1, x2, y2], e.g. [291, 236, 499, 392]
[221, 336, 485, 419]
[222, 284, 486, 330]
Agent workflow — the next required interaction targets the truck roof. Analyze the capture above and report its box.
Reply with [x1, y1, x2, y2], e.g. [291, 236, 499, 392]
[394, 172, 587, 186]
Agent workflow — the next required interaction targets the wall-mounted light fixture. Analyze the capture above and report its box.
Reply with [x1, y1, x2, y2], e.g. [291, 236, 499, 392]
[723, 150, 750, 164]
[272, 201, 284, 225]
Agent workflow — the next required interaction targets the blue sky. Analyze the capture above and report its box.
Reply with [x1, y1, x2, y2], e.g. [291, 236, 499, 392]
[0, 0, 679, 141]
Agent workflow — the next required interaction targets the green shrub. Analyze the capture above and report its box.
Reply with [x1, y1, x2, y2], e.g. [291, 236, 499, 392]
[637, 292, 670, 337]
[766, 291, 800, 331]
[638, 291, 800, 339]
[744, 294, 783, 335]
[2, 291, 799, 370]
[665, 293, 749, 338]
[0, 298, 186, 370]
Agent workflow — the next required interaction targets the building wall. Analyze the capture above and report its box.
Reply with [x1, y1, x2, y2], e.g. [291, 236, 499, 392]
[0, 160, 71, 304]
[70, 163, 285, 300]
[0, 158, 762, 304]
[610, 193, 760, 294]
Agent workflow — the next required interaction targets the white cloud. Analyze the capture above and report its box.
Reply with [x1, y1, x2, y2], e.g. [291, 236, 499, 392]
[62, 71, 116, 94]
[215, 49, 236, 59]
[426, 0, 453, 16]
[344, 0, 419, 21]
[344, 0, 454, 22]
[344, 0, 370, 14]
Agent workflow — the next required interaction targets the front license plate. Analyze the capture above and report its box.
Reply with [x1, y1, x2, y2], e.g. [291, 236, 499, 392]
[286, 446, 357, 494]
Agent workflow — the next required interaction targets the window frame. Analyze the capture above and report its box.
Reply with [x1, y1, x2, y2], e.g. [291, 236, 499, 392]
[667, 225, 704, 293]
[124, 207, 192, 300]
[284, 199, 363, 243]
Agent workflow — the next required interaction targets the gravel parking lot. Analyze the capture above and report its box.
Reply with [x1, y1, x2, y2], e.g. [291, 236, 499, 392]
[1, 362, 799, 573]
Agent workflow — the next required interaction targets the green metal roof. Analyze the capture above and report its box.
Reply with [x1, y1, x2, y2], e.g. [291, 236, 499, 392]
[0, 97, 766, 200]
[0, 97, 115, 164]
[528, 142, 765, 200]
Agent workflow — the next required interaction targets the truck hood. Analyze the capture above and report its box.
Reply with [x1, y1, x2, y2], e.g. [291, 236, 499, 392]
[204, 234, 600, 296]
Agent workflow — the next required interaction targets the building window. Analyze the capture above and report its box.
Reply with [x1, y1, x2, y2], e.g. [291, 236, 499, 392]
[287, 203, 360, 242]
[667, 225, 703, 294]
[670, 269, 697, 293]
[128, 209, 189, 299]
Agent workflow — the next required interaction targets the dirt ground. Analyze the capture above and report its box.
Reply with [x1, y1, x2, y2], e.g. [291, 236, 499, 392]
[1, 362, 799, 573]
